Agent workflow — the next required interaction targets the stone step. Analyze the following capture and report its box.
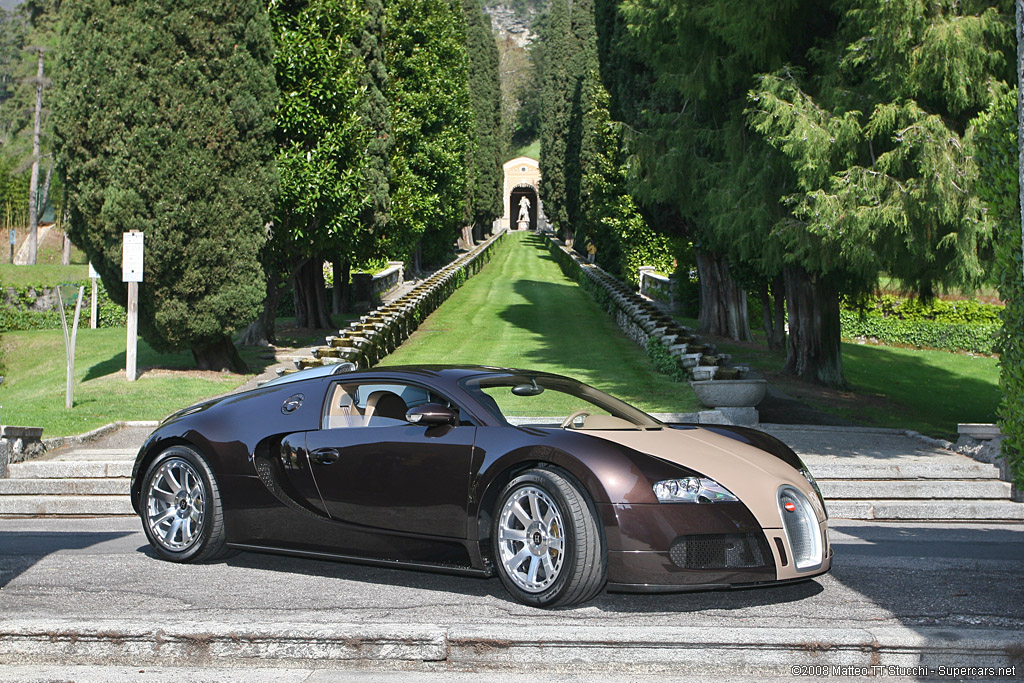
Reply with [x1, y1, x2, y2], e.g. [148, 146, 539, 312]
[7, 461, 134, 479]
[0, 478, 130, 496]
[804, 459, 1001, 480]
[0, 495, 134, 516]
[826, 499, 1024, 521]
[820, 478, 1012, 500]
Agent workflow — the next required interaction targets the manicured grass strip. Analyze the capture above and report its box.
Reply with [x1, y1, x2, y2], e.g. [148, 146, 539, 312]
[380, 231, 700, 415]
[698, 322, 999, 439]
[840, 342, 999, 438]
[0, 328, 245, 437]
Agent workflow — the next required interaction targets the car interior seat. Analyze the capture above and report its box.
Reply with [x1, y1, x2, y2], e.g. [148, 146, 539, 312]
[363, 391, 408, 426]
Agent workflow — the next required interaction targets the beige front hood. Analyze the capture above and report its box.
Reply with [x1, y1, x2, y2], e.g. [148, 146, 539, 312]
[584, 426, 826, 527]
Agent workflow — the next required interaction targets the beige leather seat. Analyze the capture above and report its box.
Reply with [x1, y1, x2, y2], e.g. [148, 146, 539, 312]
[362, 391, 408, 426]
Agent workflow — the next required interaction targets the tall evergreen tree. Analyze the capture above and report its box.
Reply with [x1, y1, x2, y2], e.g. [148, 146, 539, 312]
[53, 0, 277, 371]
[463, 0, 503, 237]
[537, 0, 572, 236]
[386, 0, 472, 269]
[746, 0, 1011, 385]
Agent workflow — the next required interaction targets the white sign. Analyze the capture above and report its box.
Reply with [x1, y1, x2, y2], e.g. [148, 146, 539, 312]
[122, 232, 144, 282]
[8, 229, 15, 245]
[88, 261, 99, 279]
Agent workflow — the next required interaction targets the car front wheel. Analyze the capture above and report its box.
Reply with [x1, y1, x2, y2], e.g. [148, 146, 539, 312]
[492, 467, 606, 607]
[140, 445, 232, 563]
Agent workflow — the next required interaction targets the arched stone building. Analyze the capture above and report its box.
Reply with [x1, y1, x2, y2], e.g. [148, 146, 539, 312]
[499, 156, 544, 231]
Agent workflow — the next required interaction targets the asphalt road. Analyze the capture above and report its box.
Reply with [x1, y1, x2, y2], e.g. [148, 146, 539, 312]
[0, 518, 1021, 632]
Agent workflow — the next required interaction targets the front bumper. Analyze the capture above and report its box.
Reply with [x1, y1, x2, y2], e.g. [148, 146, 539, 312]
[598, 502, 831, 590]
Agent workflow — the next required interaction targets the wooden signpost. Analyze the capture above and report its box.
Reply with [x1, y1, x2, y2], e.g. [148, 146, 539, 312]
[88, 261, 99, 329]
[122, 231, 144, 381]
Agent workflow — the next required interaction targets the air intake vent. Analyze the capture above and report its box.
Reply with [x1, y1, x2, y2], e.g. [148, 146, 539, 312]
[669, 533, 772, 570]
[778, 486, 823, 571]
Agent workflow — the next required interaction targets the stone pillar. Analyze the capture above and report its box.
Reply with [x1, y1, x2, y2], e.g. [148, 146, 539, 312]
[0, 440, 10, 478]
[388, 261, 404, 288]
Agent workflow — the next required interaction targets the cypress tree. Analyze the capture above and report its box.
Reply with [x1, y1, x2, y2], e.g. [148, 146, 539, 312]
[53, 0, 277, 372]
[537, 0, 571, 236]
[463, 0, 503, 237]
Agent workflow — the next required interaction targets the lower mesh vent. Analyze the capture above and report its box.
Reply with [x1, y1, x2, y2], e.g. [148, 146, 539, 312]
[669, 533, 772, 570]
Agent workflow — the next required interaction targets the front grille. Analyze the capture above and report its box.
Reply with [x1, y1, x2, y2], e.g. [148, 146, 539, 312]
[669, 532, 772, 570]
[778, 486, 823, 571]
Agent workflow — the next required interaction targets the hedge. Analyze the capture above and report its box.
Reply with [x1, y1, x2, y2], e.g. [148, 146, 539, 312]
[846, 294, 1001, 325]
[840, 311, 999, 355]
[0, 281, 127, 332]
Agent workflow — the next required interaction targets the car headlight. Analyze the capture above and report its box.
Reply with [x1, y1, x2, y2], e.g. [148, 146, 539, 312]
[653, 477, 738, 503]
[799, 466, 827, 511]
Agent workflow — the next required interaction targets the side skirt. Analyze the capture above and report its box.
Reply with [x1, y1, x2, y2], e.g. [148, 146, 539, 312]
[227, 542, 496, 578]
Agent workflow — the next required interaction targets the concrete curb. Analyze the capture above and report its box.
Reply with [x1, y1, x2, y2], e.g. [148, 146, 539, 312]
[0, 619, 1020, 673]
[40, 421, 158, 452]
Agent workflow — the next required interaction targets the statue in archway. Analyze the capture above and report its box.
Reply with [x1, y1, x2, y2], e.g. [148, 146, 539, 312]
[517, 196, 531, 223]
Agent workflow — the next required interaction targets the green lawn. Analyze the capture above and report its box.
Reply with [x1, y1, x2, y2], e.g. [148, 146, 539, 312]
[380, 231, 700, 415]
[698, 324, 1000, 439]
[0, 264, 90, 288]
[0, 328, 246, 437]
[508, 139, 540, 161]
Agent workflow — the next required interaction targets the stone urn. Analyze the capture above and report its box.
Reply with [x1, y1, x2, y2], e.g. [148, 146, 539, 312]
[691, 378, 767, 408]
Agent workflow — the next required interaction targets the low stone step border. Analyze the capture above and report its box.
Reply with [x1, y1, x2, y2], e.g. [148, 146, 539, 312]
[0, 619, 1018, 674]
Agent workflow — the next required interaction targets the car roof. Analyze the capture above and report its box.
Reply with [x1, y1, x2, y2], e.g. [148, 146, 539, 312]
[262, 364, 558, 388]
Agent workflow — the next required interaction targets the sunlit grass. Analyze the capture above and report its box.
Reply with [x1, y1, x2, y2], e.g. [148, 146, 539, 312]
[0, 328, 246, 437]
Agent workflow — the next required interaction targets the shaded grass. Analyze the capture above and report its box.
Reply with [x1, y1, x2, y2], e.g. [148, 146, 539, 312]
[380, 231, 700, 415]
[0, 328, 246, 437]
[692, 318, 999, 439]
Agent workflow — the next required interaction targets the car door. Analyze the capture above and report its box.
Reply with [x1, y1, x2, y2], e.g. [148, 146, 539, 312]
[304, 379, 476, 539]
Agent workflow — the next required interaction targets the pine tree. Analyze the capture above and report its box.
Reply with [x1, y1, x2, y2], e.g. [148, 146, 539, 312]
[537, 0, 572, 236]
[53, 0, 278, 371]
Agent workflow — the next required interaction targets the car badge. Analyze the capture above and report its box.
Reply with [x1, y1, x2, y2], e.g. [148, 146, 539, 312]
[281, 393, 304, 414]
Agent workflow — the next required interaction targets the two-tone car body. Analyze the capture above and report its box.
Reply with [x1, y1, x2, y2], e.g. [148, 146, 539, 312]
[131, 364, 831, 607]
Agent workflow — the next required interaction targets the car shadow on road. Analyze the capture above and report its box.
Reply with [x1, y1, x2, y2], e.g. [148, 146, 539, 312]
[0, 530, 135, 588]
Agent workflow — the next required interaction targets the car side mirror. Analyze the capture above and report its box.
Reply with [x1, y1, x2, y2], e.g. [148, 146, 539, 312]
[406, 403, 456, 427]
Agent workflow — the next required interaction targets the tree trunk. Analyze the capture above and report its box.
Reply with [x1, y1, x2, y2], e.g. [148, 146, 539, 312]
[26, 49, 43, 265]
[191, 335, 248, 373]
[695, 249, 752, 341]
[40, 161, 52, 219]
[239, 269, 280, 346]
[783, 266, 846, 388]
[292, 257, 333, 330]
[758, 283, 774, 345]
[763, 275, 786, 351]
[61, 232, 70, 265]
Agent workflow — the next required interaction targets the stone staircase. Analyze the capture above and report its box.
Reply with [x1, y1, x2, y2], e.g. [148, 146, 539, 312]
[766, 425, 1024, 522]
[0, 449, 135, 516]
[1, 427, 1022, 521]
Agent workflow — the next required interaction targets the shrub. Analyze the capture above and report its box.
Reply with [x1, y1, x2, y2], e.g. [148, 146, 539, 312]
[845, 294, 1001, 325]
[646, 338, 686, 381]
[840, 310, 999, 355]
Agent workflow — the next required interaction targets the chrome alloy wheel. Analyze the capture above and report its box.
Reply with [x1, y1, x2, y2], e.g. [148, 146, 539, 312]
[497, 485, 566, 593]
[145, 457, 207, 552]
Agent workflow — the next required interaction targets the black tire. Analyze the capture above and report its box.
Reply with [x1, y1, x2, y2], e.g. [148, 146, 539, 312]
[139, 445, 234, 563]
[492, 467, 606, 607]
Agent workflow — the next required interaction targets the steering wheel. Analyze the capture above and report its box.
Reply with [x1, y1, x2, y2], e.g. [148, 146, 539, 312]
[560, 409, 591, 429]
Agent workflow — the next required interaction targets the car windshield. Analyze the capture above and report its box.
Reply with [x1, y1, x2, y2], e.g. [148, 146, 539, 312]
[461, 373, 662, 430]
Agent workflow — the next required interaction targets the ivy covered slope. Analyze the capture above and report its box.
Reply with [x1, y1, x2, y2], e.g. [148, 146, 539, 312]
[52, 0, 278, 372]
[971, 87, 1023, 488]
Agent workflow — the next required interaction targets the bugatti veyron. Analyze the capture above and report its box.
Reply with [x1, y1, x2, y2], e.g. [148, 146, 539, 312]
[131, 364, 831, 607]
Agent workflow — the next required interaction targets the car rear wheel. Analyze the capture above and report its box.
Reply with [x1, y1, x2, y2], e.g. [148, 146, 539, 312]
[141, 445, 233, 563]
[492, 467, 606, 607]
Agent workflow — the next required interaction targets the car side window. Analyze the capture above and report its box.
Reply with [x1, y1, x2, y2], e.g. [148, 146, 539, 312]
[322, 381, 471, 429]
